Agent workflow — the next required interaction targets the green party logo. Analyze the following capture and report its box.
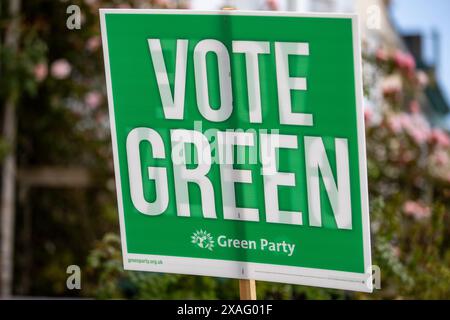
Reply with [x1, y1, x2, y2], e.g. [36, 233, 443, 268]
[191, 230, 215, 251]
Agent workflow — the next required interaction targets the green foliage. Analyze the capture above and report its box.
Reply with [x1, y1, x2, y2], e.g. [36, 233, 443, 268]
[86, 233, 234, 299]
[0, 137, 10, 161]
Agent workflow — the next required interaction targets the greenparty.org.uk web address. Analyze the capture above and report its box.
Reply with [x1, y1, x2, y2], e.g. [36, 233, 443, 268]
[128, 258, 163, 265]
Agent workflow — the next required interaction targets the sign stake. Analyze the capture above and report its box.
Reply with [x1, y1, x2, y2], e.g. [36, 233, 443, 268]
[239, 279, 257, 300]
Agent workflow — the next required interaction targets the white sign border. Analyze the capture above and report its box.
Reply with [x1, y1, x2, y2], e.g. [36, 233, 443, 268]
[100, 9, 373, 293]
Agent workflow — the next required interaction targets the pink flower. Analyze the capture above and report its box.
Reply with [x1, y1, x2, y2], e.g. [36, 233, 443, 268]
[153, 0, 171, 8]
[51, 59, 72, 79]
[409, 127, 428, 144]
[400, 114, 412, 127]
[429, 129, 450, 147]
[33, 62, 48, 82]
[394, 50, 416, 73]
[433, 150, 449, 166]
[399, 150, 414, 163]
[417, 71, 429, 87]
[364, 108, 372, 125]
[405, 114, 431, 145]
[85, 91, 103, 109]
[266, 0, 279, 10]
[86, 36, 101, 52]
[403, 54, 416, 72]
[387, 114, 403, 134]
[394, 51, 405, 67]
[409, 100, 421, 114]
[382, 78, 402, 98]
[375, 48, 388, 62]
[387, 113, 431, 145]
[382, 86, 400, 98]
[403, 200, 431, 220]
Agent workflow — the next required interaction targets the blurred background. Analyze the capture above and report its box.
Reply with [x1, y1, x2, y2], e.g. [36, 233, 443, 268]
[0, 0, 449, 299]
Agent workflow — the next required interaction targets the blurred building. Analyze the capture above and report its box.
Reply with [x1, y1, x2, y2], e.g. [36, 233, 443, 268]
[403, 33, 450, 128]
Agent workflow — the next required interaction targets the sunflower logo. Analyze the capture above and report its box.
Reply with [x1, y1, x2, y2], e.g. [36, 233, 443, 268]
[191, 230, 214, 251]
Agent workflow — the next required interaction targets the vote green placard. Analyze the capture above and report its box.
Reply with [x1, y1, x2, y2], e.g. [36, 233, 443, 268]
[100, 9, 372, 292]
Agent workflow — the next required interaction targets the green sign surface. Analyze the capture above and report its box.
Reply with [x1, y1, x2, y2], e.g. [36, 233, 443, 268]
[100, 9, 372, 292]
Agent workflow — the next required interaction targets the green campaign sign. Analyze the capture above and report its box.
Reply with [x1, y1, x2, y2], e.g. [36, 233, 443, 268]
[100, 9, 372, 292]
